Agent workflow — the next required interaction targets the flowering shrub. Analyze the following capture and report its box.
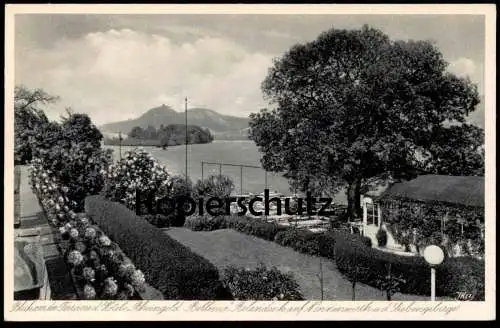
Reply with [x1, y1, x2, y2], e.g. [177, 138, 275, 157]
[30, 157, 76, 225]
[28, 111, 112, 211]
[102, 148, 172, 214]
[222, 264, 304, 300]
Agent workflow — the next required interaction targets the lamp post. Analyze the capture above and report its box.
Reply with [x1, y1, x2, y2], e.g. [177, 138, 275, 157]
[423, 245, 445, 301]
[118, 131, 123, 161]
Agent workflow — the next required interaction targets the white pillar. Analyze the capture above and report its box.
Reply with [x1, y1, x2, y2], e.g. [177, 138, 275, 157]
[362, 198, 368, 225]
[431, 267, 436, 301]
[377, 205, 382, 228]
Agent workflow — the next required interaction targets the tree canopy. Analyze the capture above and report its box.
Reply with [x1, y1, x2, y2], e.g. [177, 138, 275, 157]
[249, 25, 483, 219]
[126, 124, 214, 146]
[14, 85, 57, 164]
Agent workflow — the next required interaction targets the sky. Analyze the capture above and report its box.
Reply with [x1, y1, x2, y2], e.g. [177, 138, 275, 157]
[14, 14, 485, 125]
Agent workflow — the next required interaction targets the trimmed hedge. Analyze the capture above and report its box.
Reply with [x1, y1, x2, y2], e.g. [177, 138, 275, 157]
[225, 216, 287, 241]
[184, 215, 228, 231]
[274, 228, 336, 259]
[333, 230, 485, 300]
[437, 256, 485, 301]
[140, 214, 171, 229]
[85, 195, 232, 300]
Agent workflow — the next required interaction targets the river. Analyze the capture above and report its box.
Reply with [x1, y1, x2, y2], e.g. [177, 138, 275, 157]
[104, 140, 347, 203]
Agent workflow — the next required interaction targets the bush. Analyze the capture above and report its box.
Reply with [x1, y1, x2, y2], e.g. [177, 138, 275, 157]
[376, 229, 388, 247]
[193, 175, 235, 200]
[334, 230, 429, 295]
[225, 216, 286, 241]
[29, 112, 112, 212]
[184, 215, 228, 231]
[140, 214, 171, 229]
[36, 142, 112, 211]
[85, 195, 232, 300]
[333, 230, 485, 299]
[166, 175, 194, 227]
[222, 264, 304, 300]
[102, 149, 172, 213]
[437, 256, 485, 301]
[274, 228, 336, 259]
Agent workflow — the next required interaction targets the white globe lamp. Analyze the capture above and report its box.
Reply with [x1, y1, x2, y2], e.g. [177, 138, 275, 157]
[423, 245, 445, 301]
[423, 245, 445, 266]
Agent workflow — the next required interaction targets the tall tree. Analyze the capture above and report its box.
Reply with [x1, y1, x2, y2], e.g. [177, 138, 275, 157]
[60, 109, 103, 149]
[249, 25, 482, 219]
[14, 85, 59, 164]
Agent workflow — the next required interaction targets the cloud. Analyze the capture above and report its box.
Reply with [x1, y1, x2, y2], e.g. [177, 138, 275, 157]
[15, 28, 273, 125]
[448, 57, 476, 78]
[447, 57, 484, 95]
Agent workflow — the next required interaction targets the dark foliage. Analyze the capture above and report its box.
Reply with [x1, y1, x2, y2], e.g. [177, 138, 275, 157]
[85, 196, 233, 300]
[376, 229, 388, 247]
[333, 230, 484, 299]
[222, 264, 304, 300]
[225, 216, 287, 241]
[274, 228, 336, 259]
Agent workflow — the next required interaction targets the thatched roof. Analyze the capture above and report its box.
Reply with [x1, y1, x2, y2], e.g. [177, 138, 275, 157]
[380, 175, 484, 208]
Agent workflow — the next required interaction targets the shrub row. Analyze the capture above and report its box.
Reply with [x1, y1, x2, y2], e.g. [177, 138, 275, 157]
[85, 195, 233, 300]
[222, 264, 304, 300]
[184, 215, 287, 241]
[140, 214, 171, 229]
[274, 227, 337, 259]
[183, 213, 484, 300]
[184, 215, 228, 231]
[225, 216, 287, 241]
[332, 230, 485, 300]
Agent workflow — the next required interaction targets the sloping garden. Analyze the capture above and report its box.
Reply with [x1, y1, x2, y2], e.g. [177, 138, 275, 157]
[22, 104, 484, 301]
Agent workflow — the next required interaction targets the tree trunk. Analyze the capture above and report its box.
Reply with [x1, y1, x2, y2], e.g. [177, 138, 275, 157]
[347, 178, 362, 221]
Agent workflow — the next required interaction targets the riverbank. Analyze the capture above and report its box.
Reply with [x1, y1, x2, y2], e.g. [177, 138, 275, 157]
[103, 141, 349, 204]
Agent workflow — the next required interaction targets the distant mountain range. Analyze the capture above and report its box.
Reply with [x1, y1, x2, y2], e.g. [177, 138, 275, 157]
[99, 98, 485, 140]
[99, 105, 250, 140]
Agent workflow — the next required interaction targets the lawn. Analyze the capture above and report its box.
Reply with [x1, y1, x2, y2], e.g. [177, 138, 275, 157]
[165, 227, 437, 301]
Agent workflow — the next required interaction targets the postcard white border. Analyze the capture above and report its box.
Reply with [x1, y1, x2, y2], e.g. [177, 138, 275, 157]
[4, 4, 496, 321]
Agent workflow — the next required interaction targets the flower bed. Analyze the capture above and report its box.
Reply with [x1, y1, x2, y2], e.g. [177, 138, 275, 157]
[30, 159, 162, 300]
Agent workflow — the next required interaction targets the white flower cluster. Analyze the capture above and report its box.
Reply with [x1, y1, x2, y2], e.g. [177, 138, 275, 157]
[30, 157, 75, 225]
[102, 149, 173, 209]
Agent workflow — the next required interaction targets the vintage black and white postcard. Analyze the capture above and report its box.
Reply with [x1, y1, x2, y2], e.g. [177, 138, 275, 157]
[4, 3, 496, 321]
